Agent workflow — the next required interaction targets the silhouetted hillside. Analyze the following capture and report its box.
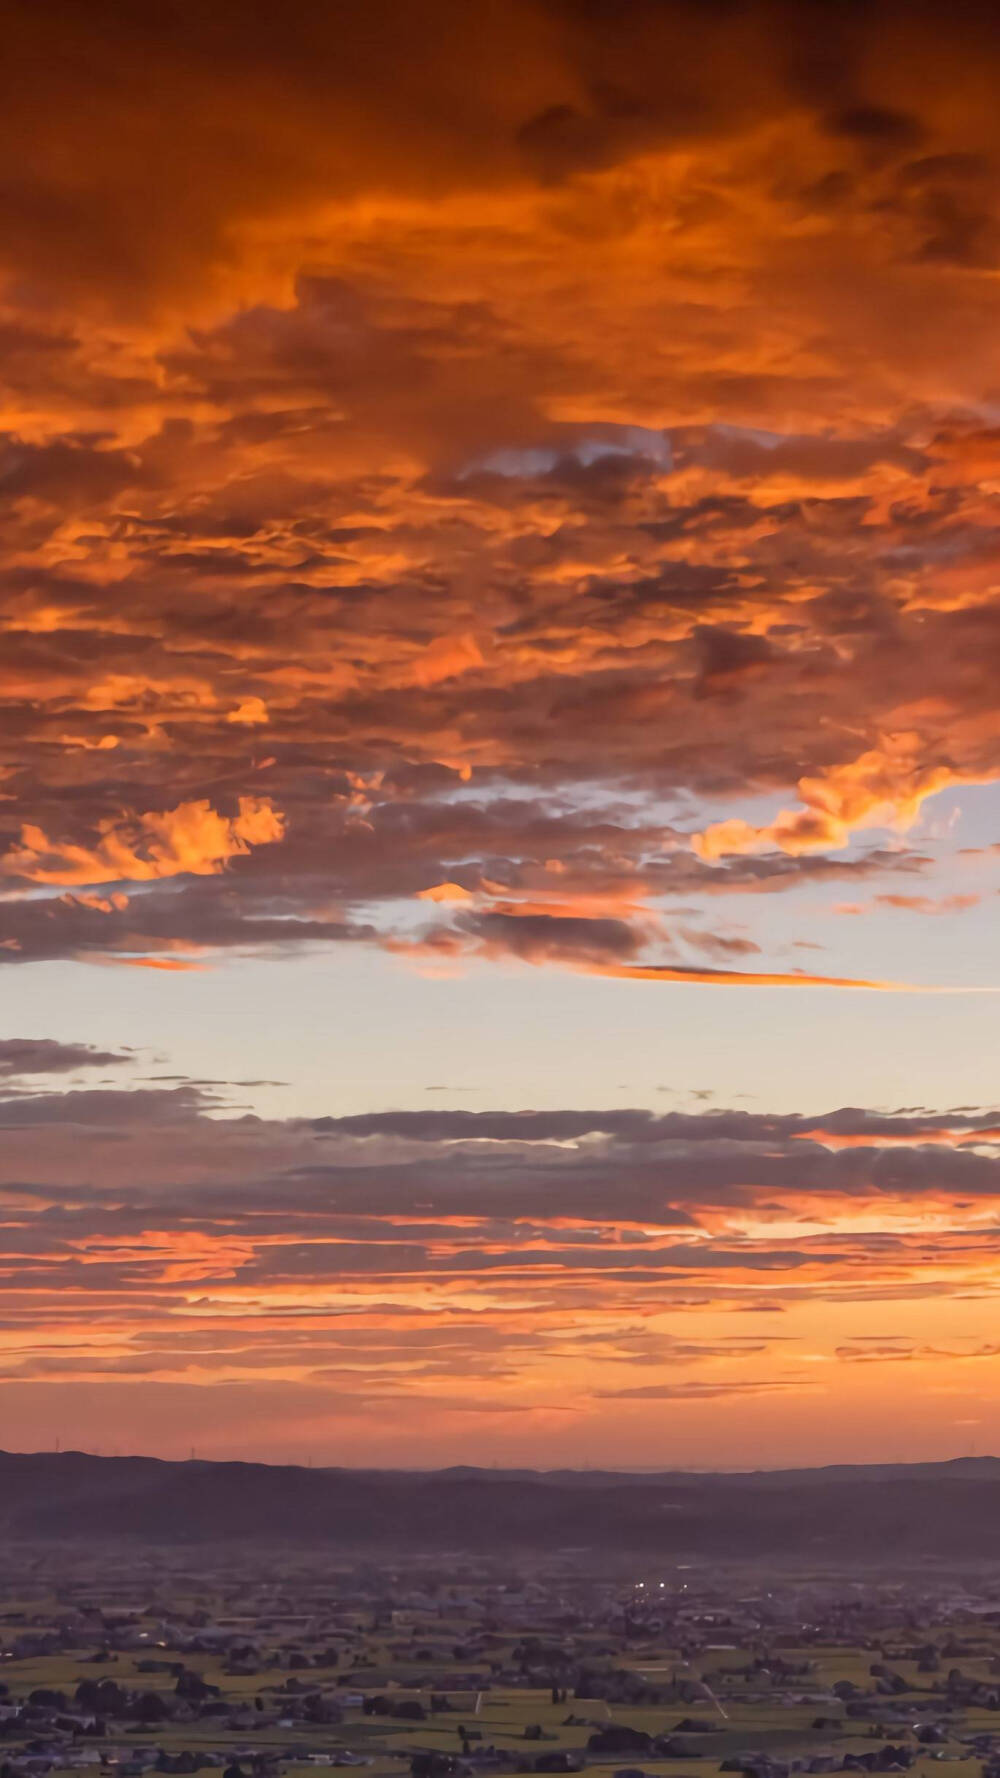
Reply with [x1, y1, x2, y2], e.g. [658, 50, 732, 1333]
[1, 1449, 1000, 1560]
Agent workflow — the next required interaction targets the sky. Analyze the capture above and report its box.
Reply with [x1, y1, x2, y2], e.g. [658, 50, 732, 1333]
[2, 0, 1000, 1469]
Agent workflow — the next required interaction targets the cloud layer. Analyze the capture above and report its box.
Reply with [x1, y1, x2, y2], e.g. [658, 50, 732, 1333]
[0, 1065, 999, 1463]
[0, 0, 999, 986]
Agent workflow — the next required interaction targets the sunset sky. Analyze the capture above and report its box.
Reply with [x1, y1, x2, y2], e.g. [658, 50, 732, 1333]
[3, 0, 1000, 1468]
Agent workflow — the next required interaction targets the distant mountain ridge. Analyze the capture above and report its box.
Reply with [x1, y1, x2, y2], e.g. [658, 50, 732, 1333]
[1, 1448, 1000, 1560]
[436, 1456, 1000, 1485]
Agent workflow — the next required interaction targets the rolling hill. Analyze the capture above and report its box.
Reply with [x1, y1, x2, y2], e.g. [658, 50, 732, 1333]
[0, 1448, 998, 1560]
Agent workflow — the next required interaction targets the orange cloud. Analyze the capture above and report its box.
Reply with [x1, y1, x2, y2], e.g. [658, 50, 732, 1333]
[408, 633, 484, 688]
[693, 741, 969, 861]
[835, 892, 981, 916]
[113, 956, 207, 972]
[227, 697, 270, 726]
[417, 882, 476, 903]
[2, 798, 284, 887]
[588, 962, 965, 991]
[60, 891, 130, 914]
